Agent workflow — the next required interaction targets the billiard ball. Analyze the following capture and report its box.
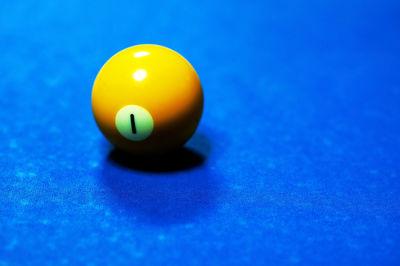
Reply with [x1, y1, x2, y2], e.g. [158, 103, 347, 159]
[91, 44, 203, 155]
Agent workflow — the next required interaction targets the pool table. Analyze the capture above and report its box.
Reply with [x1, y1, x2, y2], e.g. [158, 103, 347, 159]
[1, 0, 399, 265]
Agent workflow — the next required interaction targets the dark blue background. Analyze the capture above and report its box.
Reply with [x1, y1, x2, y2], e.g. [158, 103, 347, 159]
[1, 0, 399, 265]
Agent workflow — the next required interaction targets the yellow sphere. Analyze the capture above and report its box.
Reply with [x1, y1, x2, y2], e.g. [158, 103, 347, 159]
[92, 44, 203, 155]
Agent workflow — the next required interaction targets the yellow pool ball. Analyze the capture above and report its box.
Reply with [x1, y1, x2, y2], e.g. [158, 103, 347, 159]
[92, 44, 203, 155]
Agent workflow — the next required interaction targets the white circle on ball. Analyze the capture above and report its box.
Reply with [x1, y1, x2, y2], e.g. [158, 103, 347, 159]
[115, 105, 154, 141]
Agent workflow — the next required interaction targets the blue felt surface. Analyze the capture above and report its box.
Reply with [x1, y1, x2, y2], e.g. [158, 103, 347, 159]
[1, 0, 400, 265]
